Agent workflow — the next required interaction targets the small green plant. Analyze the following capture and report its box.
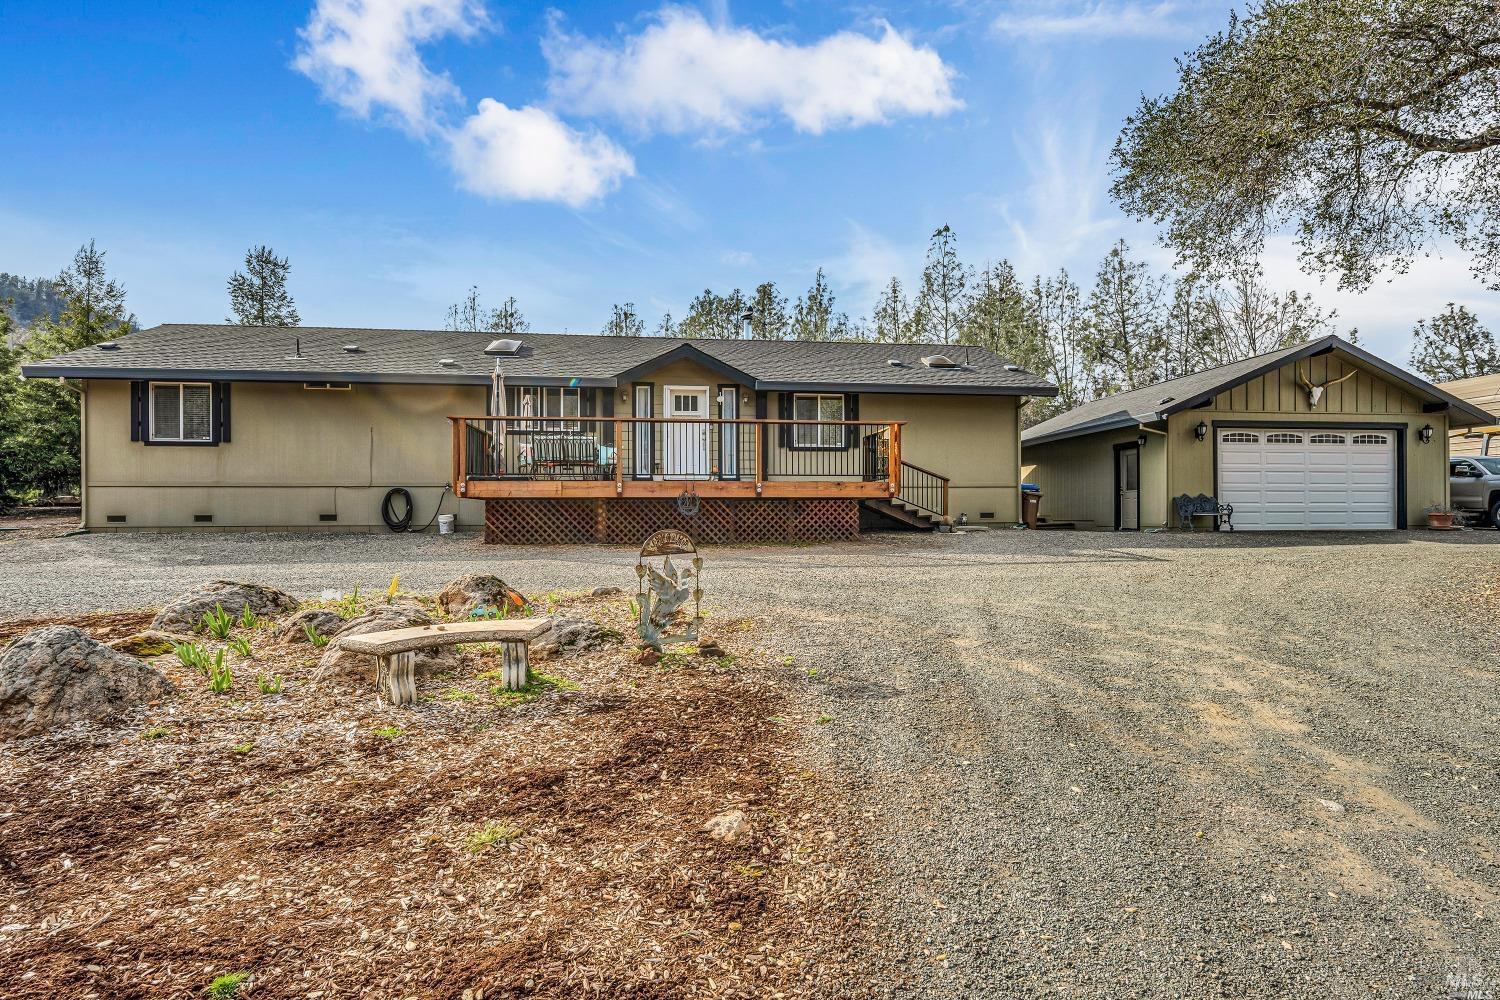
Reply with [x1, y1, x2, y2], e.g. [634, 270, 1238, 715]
[175, 642, 211, 676]
[733, 862, 769, 878]
[207, 650, 233, 693]
[373, 725, 405, 739]
[336, 585, 363, 619]
[228, 636, 253, 658]
[303, 623, 330, 647]
[239, 606, 258, 630]
[806, 667, 819, 678]
[489, 671, 579, 707]
[230, 741, 254, 754]
[817, 712, 834, 725]
[440, 688, 478, 702]
[141, 725, 172, 741]
[257, 674, 284, 695]
[200, 603, 235, 640]
[386, 573, 401, 604]
[206, 971, 250, 998]
[466, 820, 522, 852]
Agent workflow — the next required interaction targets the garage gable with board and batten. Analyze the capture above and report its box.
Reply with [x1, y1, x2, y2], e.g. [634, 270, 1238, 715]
[1022, 335, 1496, 532]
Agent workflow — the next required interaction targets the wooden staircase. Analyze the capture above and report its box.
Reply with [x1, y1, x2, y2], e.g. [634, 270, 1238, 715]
[862, 461, 950, 531]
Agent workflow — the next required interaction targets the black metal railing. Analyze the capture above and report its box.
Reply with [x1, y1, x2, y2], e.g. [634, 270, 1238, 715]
[454, 417, 897, 485]
[898, 461, 949, 517]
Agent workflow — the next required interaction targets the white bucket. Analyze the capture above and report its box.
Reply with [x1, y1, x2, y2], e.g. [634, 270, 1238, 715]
[437, 514, 456, 535]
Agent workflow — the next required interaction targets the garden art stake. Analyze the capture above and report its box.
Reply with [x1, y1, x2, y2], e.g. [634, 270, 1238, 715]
[635, 529, 704, 651]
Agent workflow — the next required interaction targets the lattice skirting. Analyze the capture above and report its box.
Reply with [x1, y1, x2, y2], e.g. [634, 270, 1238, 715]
[483, 498, 860, 545]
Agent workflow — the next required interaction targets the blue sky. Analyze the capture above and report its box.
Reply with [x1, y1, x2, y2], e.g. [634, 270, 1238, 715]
[2, 0, 1495, 358]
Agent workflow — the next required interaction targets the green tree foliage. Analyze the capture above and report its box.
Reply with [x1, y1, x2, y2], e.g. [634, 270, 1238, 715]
[871, 277, 918, 344]
[1199, 265, 1337, 367]
[1112, 0, 1500, 290]
[1409, 304, 1499, 381]
[445, 287, 530, 335]
[2, 243, 135, 500]
[1083, 240, 1168, 393]
[747, 282, 791, 339]
[915, 225, 970, 344]
[678, 288, 750, 339]
[961, 262, 1050, 374]
[602, 302, 645, 337]
[0, 273, 63, 338]
[791, 269, 860, 342]
[226, 245, 300, 327]
[1028, 270, 1096, 422]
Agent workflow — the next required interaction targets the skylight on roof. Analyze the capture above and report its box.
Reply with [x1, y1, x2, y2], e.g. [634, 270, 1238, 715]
[921, 354, 961, 369]
[485, 338, 523, 355]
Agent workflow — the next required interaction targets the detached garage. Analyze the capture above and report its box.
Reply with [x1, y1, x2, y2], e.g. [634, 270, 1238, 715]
[1021, 335, 1495, 532]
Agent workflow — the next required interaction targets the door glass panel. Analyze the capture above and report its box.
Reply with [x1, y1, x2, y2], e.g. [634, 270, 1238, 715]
[1123, 449, 1139, 491]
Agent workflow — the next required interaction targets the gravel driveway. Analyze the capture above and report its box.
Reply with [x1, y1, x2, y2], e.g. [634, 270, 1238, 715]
[3, 524, 1498, 998]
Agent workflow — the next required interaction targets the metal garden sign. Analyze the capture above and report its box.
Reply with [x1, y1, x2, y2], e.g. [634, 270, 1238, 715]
[635, 529, 704, 651]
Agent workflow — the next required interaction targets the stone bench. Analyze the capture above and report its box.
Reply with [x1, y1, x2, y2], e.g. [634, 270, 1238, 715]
[336, 618, 554, 706]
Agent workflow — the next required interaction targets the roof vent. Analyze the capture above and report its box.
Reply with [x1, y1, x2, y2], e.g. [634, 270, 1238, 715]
[97, 341, 119, 351]
[485, 338, 523, 355]
[342, 343, 362, 353]
[1004, 364, 1025, 373]
[439, 358, 457, 366]
[1158, 395, 1175, 405]
[920, 354, 961, 369]
[887, 358, 906, 367]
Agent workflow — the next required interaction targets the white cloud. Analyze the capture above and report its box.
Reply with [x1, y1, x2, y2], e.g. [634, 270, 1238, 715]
[544, 6, 961, 136]
[294, 0, 487, 134]
[992, 2, 1194, 41]
[294, 0, 632, 205]
[448, 99, 634, 207]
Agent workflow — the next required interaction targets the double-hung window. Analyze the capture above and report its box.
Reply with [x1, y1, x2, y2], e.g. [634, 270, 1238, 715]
[150, 382, 214, 443]
[792, 393, 845, 448]
[513, 386, 582, 430]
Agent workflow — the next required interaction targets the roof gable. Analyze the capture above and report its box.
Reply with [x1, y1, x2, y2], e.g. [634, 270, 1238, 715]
[1022, 335, 1495, 446]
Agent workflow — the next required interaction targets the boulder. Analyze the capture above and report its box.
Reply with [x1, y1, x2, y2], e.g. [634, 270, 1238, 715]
[0, 626, 175, 739]
[532, 617, 622, 658]
[151, 581, 299, 633]
[436, 575, 528, 619]
[275, 608, 347, 645]
[590, 586, 623, 597]
[108, 630, 189, 658]
[313, 606, 452, 680]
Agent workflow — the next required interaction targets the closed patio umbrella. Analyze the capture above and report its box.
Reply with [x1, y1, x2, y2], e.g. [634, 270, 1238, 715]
[491, 360, 505, 474]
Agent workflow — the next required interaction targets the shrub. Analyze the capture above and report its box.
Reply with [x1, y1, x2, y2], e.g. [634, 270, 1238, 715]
[200, 603, 235, 640]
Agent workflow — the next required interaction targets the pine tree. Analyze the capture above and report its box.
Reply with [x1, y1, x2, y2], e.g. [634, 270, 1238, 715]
[1030, 270, 1096, 421]
[678, 289, 749, 339]
[602, 303, 645, 337]
[1410, 304, 1499, 382]
[960, 261, 1050, 376]
[747, 282, 790, 339]
[792, 269, 859, 341]
[1200, 265, 1333, 366]
[872, 278, 918, 343]
[227, 245, 300, 327]
[915, 225, 970, 344]
[1082, 240, 1167, 393]
[445, 288, 530, 335]
[489, 296, 529, 336]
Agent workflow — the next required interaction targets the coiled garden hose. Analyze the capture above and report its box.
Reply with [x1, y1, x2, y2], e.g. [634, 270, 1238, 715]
[381, 485, 450, 533]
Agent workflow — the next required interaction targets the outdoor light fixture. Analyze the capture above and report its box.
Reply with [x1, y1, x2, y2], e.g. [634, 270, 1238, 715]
[1137, 434, 1148, 447]
[1418, 424, 1434, 444]
[1194, 420, 1208, 441]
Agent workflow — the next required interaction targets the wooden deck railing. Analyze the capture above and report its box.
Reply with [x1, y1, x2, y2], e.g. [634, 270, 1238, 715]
[449, 416, 902, 500]
[897, 461, 950, 518]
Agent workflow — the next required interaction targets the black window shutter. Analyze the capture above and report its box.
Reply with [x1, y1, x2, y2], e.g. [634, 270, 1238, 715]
[778, 392, 792, 447]
[129, 381, 145, 442]
[581, 387, 596, 417]
[600, 388, 614, 444]
[216, 383, 232, 443]
[843, 392, 859, 449]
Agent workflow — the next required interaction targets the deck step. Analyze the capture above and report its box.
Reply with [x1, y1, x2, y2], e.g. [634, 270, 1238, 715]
[862, 498, 946, 531]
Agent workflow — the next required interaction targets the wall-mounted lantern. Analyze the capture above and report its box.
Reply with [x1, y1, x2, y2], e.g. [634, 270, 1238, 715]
[1194, 420, 1208, 442]
[1418, 424, 1434, 444]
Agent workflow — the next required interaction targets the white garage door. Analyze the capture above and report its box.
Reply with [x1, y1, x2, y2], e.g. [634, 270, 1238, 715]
[1217, 429, 1397, 530]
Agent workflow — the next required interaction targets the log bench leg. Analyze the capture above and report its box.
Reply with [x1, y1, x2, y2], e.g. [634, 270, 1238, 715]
[376, 651, 418, 706]
[500, 641, 529, 691]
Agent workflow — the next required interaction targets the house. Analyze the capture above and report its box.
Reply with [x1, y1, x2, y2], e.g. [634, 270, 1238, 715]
[21, 324, 1056, 542]
[1020, 335, 1495, 531]
[1436, 373, 1500, 457]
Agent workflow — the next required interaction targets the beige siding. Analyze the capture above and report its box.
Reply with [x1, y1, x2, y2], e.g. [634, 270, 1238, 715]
[1437, 373, 1500, 457]
[862, 393, 1021, 522]
[83, 379, 486, 530]
[1021, 428, 1167, 529]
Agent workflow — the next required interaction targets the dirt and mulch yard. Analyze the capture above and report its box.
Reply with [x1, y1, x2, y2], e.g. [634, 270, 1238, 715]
[0, 591, 863, 999]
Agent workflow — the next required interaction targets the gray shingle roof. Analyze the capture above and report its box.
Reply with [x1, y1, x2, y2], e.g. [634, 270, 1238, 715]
[1021, 334, 1495, 446]
[20, 324, 1057, 396]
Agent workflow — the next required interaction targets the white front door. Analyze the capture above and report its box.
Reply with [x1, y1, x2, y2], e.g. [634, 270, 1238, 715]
[1118, 446, 1140, 530]
[664, 386, 711, 478]
[1217, 428, 1397, 530]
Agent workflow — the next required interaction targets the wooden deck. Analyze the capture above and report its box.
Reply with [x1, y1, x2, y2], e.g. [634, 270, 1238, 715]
[456, 478, 891, 500]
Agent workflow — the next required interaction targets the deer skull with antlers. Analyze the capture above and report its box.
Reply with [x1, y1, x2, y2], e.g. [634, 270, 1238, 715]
[1297, 363, 1357, 408]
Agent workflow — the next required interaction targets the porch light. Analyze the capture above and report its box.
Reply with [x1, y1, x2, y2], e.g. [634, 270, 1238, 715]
[1137, 434, 1148, 447]
[1194, 420, 1208, 441]
[1418, 424, 1434, 444]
